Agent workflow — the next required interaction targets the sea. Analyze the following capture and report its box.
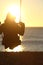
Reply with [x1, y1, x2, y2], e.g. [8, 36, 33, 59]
[0, 27, 43, 52]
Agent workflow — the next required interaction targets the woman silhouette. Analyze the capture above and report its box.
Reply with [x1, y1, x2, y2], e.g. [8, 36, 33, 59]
[0, 13, 25, 49]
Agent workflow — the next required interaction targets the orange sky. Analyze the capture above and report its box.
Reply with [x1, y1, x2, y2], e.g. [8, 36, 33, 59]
[0, 0, 43, 27]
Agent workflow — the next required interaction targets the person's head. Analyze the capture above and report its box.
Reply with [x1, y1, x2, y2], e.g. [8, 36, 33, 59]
[5, 13, 16, 23]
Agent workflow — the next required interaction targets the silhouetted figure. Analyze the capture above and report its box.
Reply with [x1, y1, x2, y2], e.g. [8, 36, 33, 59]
[0, 13, 25, 49]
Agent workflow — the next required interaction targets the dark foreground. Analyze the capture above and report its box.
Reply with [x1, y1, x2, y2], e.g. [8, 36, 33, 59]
[0, 52, 43, 65]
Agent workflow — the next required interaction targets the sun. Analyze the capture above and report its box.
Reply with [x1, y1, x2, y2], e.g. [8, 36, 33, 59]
[6, 5, 20, 23]
[5, 45, 24, 52]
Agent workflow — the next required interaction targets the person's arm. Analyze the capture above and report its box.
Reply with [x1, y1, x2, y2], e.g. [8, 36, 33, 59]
[16, 22, 25, 36]
[19, 22, 25, 35]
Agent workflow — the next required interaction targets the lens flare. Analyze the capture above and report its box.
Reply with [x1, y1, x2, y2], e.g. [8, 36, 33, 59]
[6, 5, 20, 23]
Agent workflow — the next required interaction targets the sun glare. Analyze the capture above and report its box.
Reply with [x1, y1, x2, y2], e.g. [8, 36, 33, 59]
[5, 45, 24, 52]
[6, 5, 20, 23]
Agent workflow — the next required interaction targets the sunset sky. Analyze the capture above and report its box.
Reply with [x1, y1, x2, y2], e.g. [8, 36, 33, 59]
[0, 0, 43, 27]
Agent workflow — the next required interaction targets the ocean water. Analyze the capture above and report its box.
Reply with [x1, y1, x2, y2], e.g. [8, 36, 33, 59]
[0, 27, 43, 51]
[22, 27, 43, 51]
